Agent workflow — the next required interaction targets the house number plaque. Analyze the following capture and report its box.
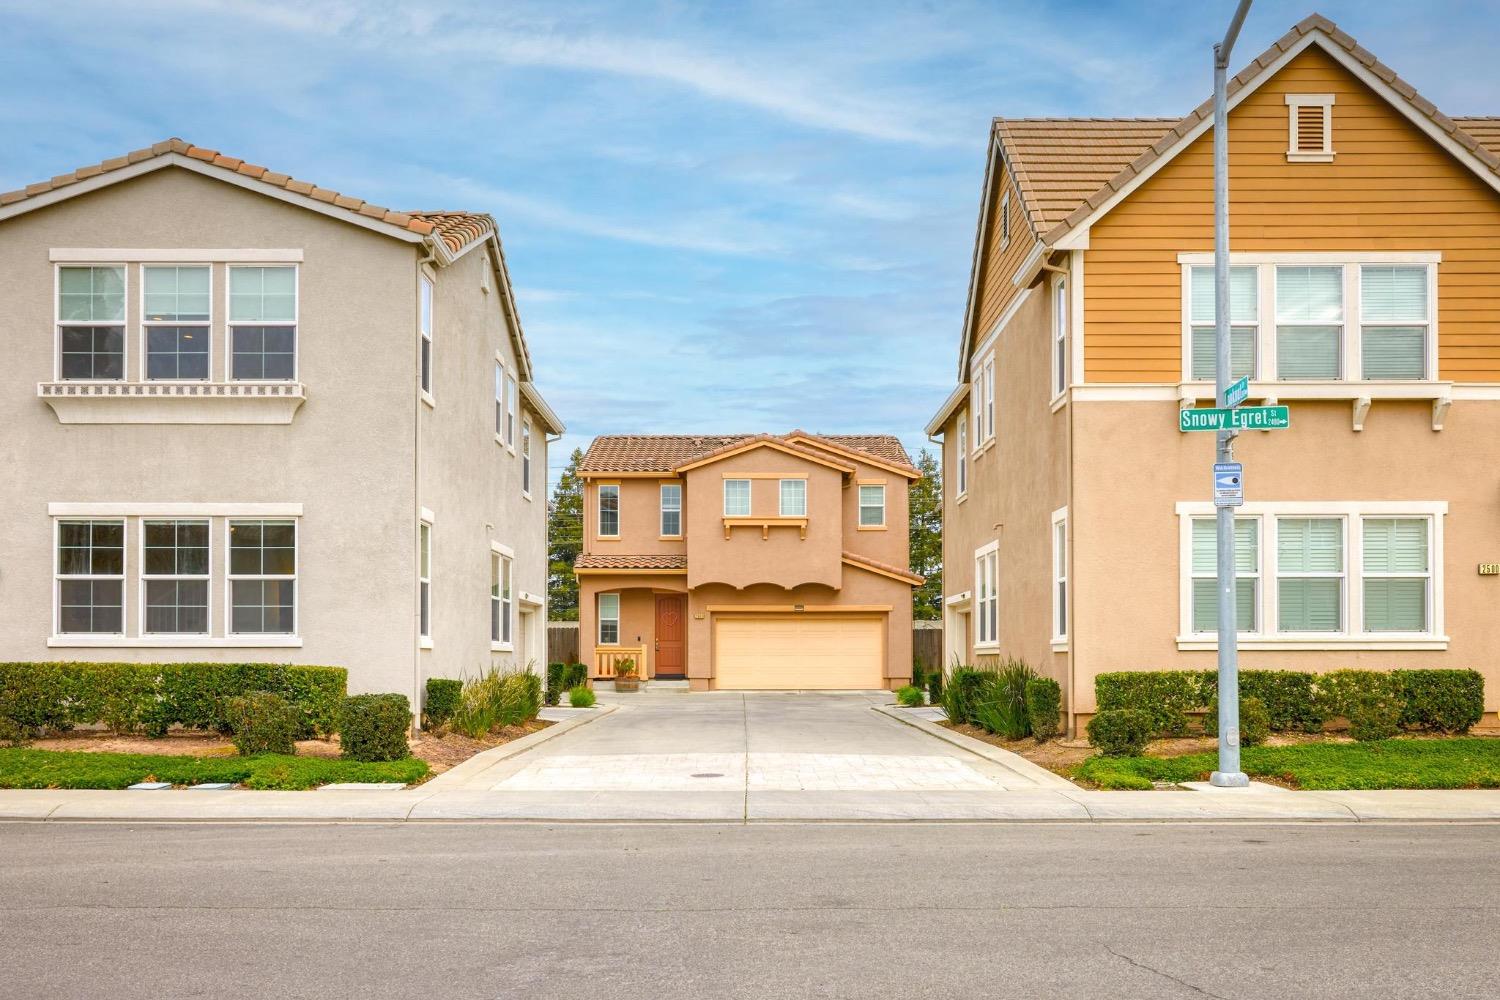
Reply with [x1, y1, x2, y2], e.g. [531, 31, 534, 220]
[1479, 563, 1500, 576]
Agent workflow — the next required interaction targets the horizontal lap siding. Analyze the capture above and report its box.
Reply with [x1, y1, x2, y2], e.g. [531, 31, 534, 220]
[973, 165, 1036, 350]
[1084, 45, 1500, 383]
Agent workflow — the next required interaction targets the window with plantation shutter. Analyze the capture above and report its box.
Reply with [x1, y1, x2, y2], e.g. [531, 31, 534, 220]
[1286, 94, 1334, 161]
[1276, 518, 1344, 632]
[1362, 518, 1430, 632]
[1276, 265, 1342, 379]
[1190, 517, 1257, 633]
[1189, 265, 1258, 381]
[1360, 266, 1429, 379]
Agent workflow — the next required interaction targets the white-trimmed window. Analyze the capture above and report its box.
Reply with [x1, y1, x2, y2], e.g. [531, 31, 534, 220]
[1188, 265, 1258, 381]
[779, 478, 806, 517]
[1052, 276, 1068, 398]
[598, 593, 620, 645]
[494, 363, 505, 437]
[1051, 510, 1068, 642]
[598, 485, 620, 537]
[660, 483, 682, 536]
[228, 519, 296, 635]
[56, 519, 125, 634]
[1178, 502, 1444, 648]
[58, 265, 126, 380]
[418, 521, 432, 640]
[858, 483, 886, 527]
[522, 416, 533, 496]
[142, 265, 210, 381]
[1286, 93, 1334, 161]
[956, 412, 968, 497]
[505, 372, 517, 446]
[228, 265, 297, 381]
[1190, 517, 1259, 634]
[491, 552, 513, 646]
[1276, 265, 1343, 380]
[142, 519, 210, 635]
[982, 357, 995, 442]
[419, 275, 434, 396]
[1360, 265, 1429, 380]
[974, 544, 998, 647]
[724, 479, 750, 517]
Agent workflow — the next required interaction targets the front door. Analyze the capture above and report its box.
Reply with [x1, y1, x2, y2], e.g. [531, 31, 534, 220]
[654, 595, 686, 677]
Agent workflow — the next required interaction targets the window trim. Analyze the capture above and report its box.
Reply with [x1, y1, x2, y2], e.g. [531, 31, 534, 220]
[226, 263, 300, 384]
[494, 361, 505, 442]
[504, 371, 518, 449]
[54, 517, 126, 636]
[1176, 501, 1446, 650]
[1286, 93, 1335, 162]
[597, 484, 621, 539]
[225, 517, 299, 640]
[955, 410, 968, 500]
[491, 547, 514, 651]
[857, 481, 887, 530]
[1051, 508, 1068, 646]
[55, 262, 128, 383]
[417, 519, 432, 644]
[597, 592, 621, 646]
[139, 518, 212, 637]
[974, 541, 999, 650]
[419, 274, 434, 400]
[660, 482, 683, 538]
[140, 263, 212, 382]
[521, 415, 533, 498]
[778, 478, 807, 517]
[1051, 275, 1068, 401]
[723, 478, 751, 517]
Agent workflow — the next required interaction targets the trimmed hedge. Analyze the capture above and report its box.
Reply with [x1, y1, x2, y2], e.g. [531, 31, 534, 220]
[0, 662, 346, 740]
[1202, 694, 1270, 747]
[1393, 670, 1484, 733]
[223, 691, 299, 756]
[1086, 709, 1152, 757]
[545, 662, 567, 706]
[0, 748, 427, 790]
[337, 694, 412, 762]
[423, 678, 462, 728]
[1025, 677, 1062, 742]
[1095, 671, 1204, 737]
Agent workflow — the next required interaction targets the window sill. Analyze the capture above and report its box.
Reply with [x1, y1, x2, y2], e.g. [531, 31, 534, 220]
[1176, 635, 1448, 651]
[522, 491, 533, 502]
[1177, 380, 1454, 431]
[38, 381, 306, 425]
[419, 637, 433, 650]
[972, 438, 996, 460]
[1049, 390, 1068, 414]
[955, 492, 968, 505]
[1286, 151, 1335, 163]
[420, 391, 436, 409]
[973, 642, 1000, 653]
[48, 635, 303, 648]
[596, 536, 621, 542]
[659, 535, 683, 541]
[857, 524, 887, 531]
[490, 642, 514, 653]
[1051, 639, 1069, 652]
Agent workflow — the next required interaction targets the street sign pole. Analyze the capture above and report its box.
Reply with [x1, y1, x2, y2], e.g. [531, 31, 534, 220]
[1211, 0, 1253, 788]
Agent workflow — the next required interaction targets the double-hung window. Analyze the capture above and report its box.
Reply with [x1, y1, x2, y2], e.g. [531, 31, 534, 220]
[142, 266, 210, 380]
[494, 364, 505, 437]
[142, 519, 210, 635]
[598, 485, 620, 537]
[1276, 518, 1344, 633]
[779, 479, 806, 517]
[983, 359, 995, 441]
[1052, 512, 1068, 642]
[1276, 266, 1343, 379]
[1362, 518, 1430, 632]
[660, 483, 682, 536]
[858, 483, 886, 527]
[723, 479, 751, 517]
[229, 266, 296, 381]
[1188, 265, 1257, 381]
[1360, 266, 1429, 380]
[505, 374, 517, 446]
[228, 519, 296, 634]
[522, 417, 533, 496]
[418, 521, 432, 640]
[598, 593, 620, 645]
[1190, 517, 1258, 634]
[956, 413, 968, 497]
[974, 546, 998, 646]
[58, 265, 126, 380]
[491, 552, 513, 645]
[419, 276, 434, 396]
[1052, 276, 1068, 397]
[56, 519, 125, 634]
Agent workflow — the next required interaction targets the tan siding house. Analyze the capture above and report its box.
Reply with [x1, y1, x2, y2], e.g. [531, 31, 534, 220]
[0, 140, 563, 714]
[927, 15, 1500, 733]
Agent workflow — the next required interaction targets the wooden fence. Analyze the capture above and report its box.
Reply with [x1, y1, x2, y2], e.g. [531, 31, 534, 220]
[549, 621, 943, 672]
[547, 622, 580, 665]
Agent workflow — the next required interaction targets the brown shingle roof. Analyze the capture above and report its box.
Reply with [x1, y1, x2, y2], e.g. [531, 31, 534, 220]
[575, 553, 687, 571]
[841, 550, 924, 586]
[580, 432, 915, 476]
[0, 138, 496, 254]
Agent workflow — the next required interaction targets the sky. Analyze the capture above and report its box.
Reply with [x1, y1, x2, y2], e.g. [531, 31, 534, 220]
[4, 0, 1497, 488]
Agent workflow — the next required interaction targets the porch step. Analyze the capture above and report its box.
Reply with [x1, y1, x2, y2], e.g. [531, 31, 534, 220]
[646, 679, 690, 692]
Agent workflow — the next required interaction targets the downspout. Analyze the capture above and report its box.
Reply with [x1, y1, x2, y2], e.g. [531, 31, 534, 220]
[411, 241, 437, 730]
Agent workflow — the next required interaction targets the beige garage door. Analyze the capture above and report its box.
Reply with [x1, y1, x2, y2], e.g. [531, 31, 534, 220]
[714, 615, 884, 690]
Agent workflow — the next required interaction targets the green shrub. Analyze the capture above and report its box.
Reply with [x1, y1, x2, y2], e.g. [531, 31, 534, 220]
[0, 748, 427, 790]
[563, 663, 588, 691]
[545, 662, 567, 706]
[0, 717, 32, 748]
[569, 686, 596, 708]
[222, 692, 299, 756]
[450, 669, 544, 738]
[1348, 691, 1402, 742]
[1095, 671, 1207, 737]
[895, 685, 924, 707]
[941, 667, 998, 727]
[337, 694, 411, 762]
[1086, 709, 1152, 757]
[973, 658, 1035, 739]
[423, 678, 462, 729]
[1316, 670, 1400, 721]
[1202, 694, 1270, 747]
[1239, 670, 1323, 733]
[926, 668, 943, 704]
[1025, 677, 1062, 742]
[1392, 670, 1484, 734]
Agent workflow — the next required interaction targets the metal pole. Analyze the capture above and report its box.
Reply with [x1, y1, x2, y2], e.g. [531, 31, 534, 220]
[1211, 0, 1252, 788]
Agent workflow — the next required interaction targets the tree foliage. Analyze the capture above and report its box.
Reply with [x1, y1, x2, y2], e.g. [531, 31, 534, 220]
[908, 448, 942, 620]
[547, 447, 585, 620]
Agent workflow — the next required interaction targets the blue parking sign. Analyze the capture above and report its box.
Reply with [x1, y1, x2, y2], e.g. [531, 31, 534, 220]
[1214, 462, 1243, 508]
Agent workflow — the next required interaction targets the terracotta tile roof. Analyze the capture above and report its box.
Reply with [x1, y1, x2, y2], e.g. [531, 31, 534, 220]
[575, 553, 688, 571]
[580, 432, 914, 476]
[0, 138, 497, 253]
[842, 550, 924, 586]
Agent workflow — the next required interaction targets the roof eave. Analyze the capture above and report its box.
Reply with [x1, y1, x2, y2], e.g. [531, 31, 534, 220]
[924, 382, 970, 437]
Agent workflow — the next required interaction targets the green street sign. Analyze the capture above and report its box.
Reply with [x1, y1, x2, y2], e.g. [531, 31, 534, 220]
[1180, 405, 1290, 432]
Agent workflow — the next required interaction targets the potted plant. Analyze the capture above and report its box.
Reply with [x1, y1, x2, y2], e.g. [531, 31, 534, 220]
[613, 657, 641, 692]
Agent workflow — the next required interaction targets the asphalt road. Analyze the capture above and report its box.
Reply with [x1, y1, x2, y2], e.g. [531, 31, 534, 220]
[1, 822, 1496, 999]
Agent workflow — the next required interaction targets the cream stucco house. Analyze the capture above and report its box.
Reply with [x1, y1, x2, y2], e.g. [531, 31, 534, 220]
[0, 139, 563, 711]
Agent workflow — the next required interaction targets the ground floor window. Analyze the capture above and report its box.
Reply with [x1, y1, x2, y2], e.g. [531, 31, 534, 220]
[974, 543, 998, 647]
[598, 593, 620, 645]
[229, 519, 297, 635]
[55, 519, 125, 634]
[1051, 509, 1068, 642]
[142, 519, 210, 634]
[491, 552, 513, 645]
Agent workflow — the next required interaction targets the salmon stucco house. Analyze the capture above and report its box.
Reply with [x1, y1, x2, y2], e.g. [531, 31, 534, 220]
[925, 14, 1500, 734]
[575, 433, 924, 690]
[0, 139, 563, 712]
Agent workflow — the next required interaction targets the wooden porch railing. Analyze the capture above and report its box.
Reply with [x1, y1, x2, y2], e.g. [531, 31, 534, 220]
[594, 646, 648, 680]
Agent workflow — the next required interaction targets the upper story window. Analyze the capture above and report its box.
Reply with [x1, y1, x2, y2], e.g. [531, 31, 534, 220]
[505, 373, 517, 446]
[57, 265, 125, 381]
[228, 519, 296, 635]
[1183, 259, 1435, 384]
[228, 265, 297, 381]
[598, 485, 620, 537]
[724, 479, 751, 517]
[858, 483, 886, 528]
[971, 357, 995, 449]
[1051, 275, 1068, 398]
[521, 416, 533, 496]
[956, 412, 968, 497]
[494, 363, 504, 437]
[779, 479, 807, 517]
[418, 275, 434, 397]
[142, 266, 210, 381]
[1286, 93, 1335, 162]
[660, 483, 682, 537]
[55, 519, 125, 634]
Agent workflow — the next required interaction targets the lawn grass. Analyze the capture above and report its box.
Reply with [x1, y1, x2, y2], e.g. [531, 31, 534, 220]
[1074, 737, 1500, 791]
[0, 748, 429, 790]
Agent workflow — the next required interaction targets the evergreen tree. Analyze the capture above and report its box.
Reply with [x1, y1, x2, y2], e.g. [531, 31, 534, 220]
[547, 447, 586, 620]
[908, 448, 943, 620]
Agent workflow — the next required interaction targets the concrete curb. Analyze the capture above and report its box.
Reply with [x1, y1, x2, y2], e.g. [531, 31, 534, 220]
[871, 704, 1078, 790]
[417, 704, 617, 790]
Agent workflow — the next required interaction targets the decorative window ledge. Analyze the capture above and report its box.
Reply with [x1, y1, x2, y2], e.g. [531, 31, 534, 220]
[39, 381, 306, 425]
[1176, 636, 1448, 652]
[723, 516, 808, 540]
[48, 635, 303, 648]
[1177, 380, 1454, 431]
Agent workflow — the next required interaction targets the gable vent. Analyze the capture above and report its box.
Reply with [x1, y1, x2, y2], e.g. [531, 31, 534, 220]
[1286, 94, 1335, 162]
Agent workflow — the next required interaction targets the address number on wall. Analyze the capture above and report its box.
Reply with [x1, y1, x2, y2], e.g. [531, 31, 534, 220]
[1480, 563, 1500, 576]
